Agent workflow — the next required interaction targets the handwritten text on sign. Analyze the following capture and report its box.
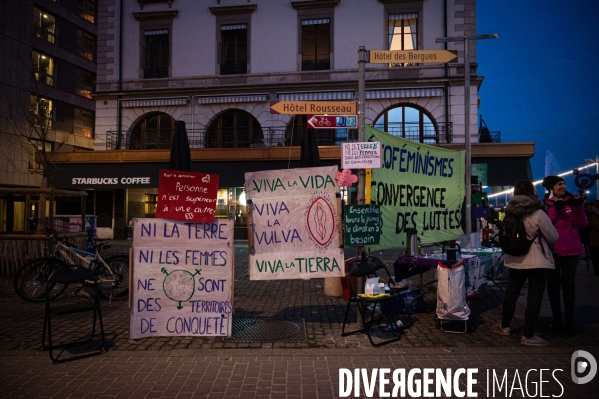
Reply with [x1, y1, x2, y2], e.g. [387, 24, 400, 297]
[155, 170, 219, 223]
[245, 166, 344, 280]
[344, 204, 381, 246]
[342, 142, 382, 169]
[130, 218, 234, 339]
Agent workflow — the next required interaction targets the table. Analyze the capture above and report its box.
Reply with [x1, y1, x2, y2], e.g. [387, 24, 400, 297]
[393, 248, 504, 297]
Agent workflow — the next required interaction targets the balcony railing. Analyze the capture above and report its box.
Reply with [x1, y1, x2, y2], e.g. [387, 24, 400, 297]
[105, 123, 453, 150]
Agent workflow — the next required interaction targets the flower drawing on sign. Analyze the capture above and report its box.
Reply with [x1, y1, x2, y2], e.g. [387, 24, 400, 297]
[335, 169, 358, 188]
[161, 268, 202, 309]
[305, 192, 337, 249]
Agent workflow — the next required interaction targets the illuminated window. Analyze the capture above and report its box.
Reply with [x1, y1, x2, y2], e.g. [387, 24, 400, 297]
[374, 104, 437, 144]
[388, 13, 418, 66]
[74, 107, 94, 138]
[32, 50, 54, 86]
[33, 7, 55, 44]
[78, 0, 96, 23]
[30, 95, 53, 128]
[28, 140, 52, 171]
[77, 28, 95, 61]
[75, 68, 94, 98]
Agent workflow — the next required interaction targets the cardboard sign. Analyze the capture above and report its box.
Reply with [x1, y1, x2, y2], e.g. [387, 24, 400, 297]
[244, 166, 344, 280]
[155, 170, 218, 223]
[130, 218, 234, 339]
[344, 204, 381, 246]
[342, 142, 382, 169]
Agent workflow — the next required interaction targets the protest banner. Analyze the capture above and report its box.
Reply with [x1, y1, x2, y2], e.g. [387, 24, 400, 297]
[244, 166, 344, 280]
[130, 218, 234, 339]
[344, 204, 381, 246]
[366, 126, 465, 250]
[155, 170, 219, 223]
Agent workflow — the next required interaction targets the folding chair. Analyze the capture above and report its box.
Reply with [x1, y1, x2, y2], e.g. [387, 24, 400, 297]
[341, 256, 410, 346]
[42, 266, 106, 362]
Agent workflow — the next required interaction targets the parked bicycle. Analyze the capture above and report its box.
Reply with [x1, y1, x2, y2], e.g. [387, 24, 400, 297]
[13, 232, 130, 302]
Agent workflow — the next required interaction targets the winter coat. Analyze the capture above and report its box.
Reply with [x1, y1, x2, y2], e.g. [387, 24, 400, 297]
[589, 209, 599, 248]
[504, 195, 559, 270]
[543, 192, 589, 256]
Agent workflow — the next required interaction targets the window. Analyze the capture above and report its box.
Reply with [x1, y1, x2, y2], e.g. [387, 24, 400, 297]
[30, 95, 53, 128]
[77, 28, 95, 61]
[388, 13, 418, 66]
[374, 104, 437, 144]
[205, 110, 263, 148]
[130, 113, 175, 149]
[144, 29, 169, 79]
[32, 50, 54, 86]
[28, 140, 52, 171]
[33, 7, 55, 44]
[74, 107, 94, 138]
[78, 0, 95, 23]
[75, 68, 95, 98]
[301, 19, 330, 71]
[220, 24, 247, 75]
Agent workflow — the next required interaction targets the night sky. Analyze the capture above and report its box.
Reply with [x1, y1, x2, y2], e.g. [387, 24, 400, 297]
[477, 0, 599, 198]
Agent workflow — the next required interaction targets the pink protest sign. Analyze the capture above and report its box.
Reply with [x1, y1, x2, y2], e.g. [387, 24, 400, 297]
[155, 170, 219, 223]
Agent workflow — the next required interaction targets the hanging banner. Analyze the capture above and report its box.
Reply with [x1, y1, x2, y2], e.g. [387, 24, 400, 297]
[130, 218, 234, 339]
[245, 166, 344, 280]
[155, 170, 219, 223]
[366, 126, 465, 250]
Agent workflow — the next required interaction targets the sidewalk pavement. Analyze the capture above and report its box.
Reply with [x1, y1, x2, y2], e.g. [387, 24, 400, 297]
[1, 241, 598, 398]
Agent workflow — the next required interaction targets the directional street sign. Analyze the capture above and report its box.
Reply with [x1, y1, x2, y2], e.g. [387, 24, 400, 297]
[307, 115, 357, 129]
[270, 101, 357, 115]
[369, 49, 458, 64]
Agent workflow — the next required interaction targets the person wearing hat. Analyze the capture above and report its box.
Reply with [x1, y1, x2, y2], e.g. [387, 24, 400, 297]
[542, 175, 589, 333]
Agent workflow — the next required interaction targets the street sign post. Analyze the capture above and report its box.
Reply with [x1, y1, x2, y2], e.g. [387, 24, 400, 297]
[307, 115, 357, 129]
[270, 101, 357, 115]
[369, 49, 458, 64]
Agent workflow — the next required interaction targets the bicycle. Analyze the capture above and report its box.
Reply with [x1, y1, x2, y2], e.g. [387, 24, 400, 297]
[13, 232, 130, 302]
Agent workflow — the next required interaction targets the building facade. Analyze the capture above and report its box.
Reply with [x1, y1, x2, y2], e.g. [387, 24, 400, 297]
[45, 0, 533, 239]
[0, 0, 98, 232]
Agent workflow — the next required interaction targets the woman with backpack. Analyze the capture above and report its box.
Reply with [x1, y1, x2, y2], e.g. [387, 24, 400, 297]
[542, 175, 589, 333]
[490, 181, 559, 346]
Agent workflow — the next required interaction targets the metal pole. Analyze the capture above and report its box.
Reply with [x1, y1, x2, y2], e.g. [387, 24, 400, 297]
[596, 154, 599, 201]
[464, 38, 472, 235]
[357, 46, 366, 258]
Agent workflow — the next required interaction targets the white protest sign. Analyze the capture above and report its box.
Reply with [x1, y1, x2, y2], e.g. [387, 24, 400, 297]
[342, 141, 382, 169]
[244, 166, 344, 280]
[130, 218, 234, 339]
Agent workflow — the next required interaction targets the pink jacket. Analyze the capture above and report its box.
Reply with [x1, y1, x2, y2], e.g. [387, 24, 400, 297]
[544, 193, 589, 256]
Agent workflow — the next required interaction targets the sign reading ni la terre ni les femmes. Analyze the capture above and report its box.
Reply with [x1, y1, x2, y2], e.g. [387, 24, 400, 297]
[130, 218, 234, 339]
[155, 170, 219, 223]
[344, 204, 381, 247]
[342, 141, 382, 169]
[244, 165, 344, 280]
[366, 126, 465, 250]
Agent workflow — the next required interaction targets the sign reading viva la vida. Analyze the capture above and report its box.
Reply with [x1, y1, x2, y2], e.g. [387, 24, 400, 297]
[245, 166, 344, 280]
[130, 218, 234, 339]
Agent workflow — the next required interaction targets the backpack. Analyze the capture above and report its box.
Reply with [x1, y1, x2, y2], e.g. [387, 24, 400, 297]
[498, 213, 537, 256]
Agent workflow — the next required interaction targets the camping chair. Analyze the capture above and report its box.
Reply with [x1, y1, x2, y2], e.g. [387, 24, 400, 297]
[341, 256, 410, 346]
[42, 266, 106, 363]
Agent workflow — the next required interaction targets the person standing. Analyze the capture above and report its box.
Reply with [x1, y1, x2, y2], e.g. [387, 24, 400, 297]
[490, 181, 558, 346]
[589, 200, 599, 276]
[542, 175, 589, 332]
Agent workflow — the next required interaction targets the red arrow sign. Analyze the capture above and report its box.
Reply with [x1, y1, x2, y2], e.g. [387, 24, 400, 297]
[307, 115, 357, 129]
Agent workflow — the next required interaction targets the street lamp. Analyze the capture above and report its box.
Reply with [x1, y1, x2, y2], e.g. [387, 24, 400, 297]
[436, 33, 499, 235]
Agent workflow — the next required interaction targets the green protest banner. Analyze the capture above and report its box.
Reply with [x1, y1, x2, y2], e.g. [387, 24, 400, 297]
[344, 204, 381, 246]
[366, 126, 465, 250]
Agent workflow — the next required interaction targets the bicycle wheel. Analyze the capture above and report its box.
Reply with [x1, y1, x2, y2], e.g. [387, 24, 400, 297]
[13, 257, 69, 302]
[95, 255, 130, 300]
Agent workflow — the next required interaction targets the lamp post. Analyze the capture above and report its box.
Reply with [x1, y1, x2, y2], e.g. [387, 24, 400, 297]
[435, 33, 499, 235]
